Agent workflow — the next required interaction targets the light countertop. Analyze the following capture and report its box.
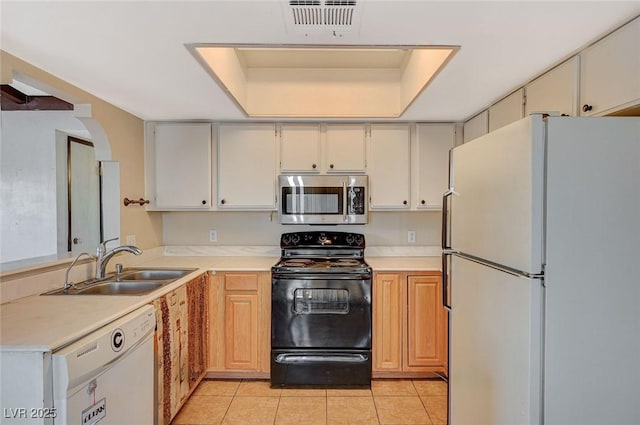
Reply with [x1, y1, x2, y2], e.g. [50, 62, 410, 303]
[366, 256, 441, 271]
[1, 254, 440, 351]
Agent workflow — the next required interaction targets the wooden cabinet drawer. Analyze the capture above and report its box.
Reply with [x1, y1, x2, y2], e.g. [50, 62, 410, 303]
[224, 273, 259, 291]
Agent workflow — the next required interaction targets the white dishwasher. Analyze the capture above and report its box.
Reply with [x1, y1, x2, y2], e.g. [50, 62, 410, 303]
[52, 305, 156, 425]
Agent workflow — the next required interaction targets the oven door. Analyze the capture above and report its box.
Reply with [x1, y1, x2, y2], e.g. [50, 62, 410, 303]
[271, 274, 372, 349]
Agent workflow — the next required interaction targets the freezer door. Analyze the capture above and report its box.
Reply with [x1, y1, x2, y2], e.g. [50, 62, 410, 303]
[449, 255, 543, 425]
[450, 115, 544, 275]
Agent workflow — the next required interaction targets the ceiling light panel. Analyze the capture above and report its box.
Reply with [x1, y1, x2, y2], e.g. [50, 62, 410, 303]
[190, 45, 458, 118]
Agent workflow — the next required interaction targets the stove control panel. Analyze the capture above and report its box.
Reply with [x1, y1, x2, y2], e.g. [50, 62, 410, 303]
[280, 231, 365, 248]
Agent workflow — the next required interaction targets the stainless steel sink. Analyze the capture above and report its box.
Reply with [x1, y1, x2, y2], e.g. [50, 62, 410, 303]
[75, 280, 169, 295]
[118, 269, 194, 281]
[42, 267, 197, 296]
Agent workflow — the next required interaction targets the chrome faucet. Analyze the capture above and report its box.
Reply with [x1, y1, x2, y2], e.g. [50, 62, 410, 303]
[95, 237, 142, 279]
[63, 252, 95, 291]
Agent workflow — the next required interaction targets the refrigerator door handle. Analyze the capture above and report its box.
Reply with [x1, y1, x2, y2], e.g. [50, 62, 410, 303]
[455, 252, 544, 280]
[441, 189, 454, 250]
[442, 251, 452, 311]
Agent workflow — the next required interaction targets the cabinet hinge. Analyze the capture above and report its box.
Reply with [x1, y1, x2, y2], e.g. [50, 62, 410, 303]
[522, 94, 527, 106]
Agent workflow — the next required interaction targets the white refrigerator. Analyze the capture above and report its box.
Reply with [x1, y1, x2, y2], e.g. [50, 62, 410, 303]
[443, 115, 640, 425]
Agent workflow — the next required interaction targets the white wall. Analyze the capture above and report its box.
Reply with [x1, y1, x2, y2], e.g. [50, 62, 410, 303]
[163, 210, 442, 247]
[0, 110, 87, 263]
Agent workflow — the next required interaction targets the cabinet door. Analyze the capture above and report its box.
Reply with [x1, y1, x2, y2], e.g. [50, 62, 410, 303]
[464, 110, 488, 143]
[186, 274, 208, 389]
[580, 17, 640, 116]
[406, 275, 446, 369]
[168, 286, 189, 410]
[373, 273, 403, 372]
[525, 57, 578, 117]
[280, 124, 321, 173]
[153, 286, 189, 425]
[489, 89, 524, 132]
[151, 122, 212, 209]
[224, 293, 259, 370]
[326, 124, 366, 173]
[415, 124, 455, 209]
[217, 123, 277, 209]
[369, 124, 411, 209]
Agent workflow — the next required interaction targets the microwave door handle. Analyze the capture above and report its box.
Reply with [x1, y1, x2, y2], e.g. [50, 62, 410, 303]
[343, 181, 348, 222]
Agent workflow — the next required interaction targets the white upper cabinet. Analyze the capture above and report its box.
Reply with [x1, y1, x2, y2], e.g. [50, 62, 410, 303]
[280, 124, 321, 173]
[489, 88, 524, 132]
[463, 110, 489, 143]
[525, 57, 579, 117]
[414, 124, 455, 209]
[368, 124, 411, 210]
[217, 123, 277, 209]
[579, 17, 640, 116]
[146, 122, 212, 210]
[279, 123, 366, 174]
[325, 124, 367, 173]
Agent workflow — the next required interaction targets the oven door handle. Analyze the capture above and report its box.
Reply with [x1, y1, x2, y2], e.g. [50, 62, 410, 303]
[272, 273, 372, 281]
[275, 353, 369, 364]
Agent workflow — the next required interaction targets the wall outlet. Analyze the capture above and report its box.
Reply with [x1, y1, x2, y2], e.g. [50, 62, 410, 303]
[408, 231, 416, 243]
[209, 230, 217, 243]
[126, 234, 136, 245]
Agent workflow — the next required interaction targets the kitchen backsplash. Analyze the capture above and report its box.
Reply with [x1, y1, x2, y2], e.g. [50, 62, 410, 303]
[162, 211, 442, 247]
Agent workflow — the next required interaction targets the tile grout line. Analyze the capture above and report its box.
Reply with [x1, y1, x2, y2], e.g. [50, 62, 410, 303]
[219, 381, 240, 425]
[412, 379, 435, 425]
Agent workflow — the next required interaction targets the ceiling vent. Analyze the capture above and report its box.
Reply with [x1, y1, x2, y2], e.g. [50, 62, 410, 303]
[285, 0, 363, 36]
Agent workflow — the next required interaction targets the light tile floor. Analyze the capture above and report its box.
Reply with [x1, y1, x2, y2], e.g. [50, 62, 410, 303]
[171, 378, 448, 425]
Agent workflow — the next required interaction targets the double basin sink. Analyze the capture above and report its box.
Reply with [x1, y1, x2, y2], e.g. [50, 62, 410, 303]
[43, 267, 197, 296]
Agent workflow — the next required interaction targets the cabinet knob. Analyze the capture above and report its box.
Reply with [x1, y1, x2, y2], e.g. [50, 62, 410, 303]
[403, 200, 408, 205]
[312, 163, 317, 169]
[201, 200, 207, 205]
[330, 164, 334, 169]
[221, 199, 226, 205]
[582, 104, 593, 112]
[421, 200, 426, 205]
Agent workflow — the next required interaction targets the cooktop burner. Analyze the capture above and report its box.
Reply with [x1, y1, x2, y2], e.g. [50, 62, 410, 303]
[275, 257, 368, 271]
[273, 231, 371, 275]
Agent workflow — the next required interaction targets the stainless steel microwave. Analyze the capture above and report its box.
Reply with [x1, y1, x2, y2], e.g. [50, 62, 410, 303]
[278, 175, 368, 225]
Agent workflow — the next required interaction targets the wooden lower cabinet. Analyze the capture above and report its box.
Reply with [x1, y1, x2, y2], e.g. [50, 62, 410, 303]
[208, 271, 271, 377]
[373, 271, 447, 377]
[153, 273, 209, 425]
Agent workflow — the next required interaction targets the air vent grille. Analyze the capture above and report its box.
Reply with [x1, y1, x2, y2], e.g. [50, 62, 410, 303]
[288, 0, 359, 28]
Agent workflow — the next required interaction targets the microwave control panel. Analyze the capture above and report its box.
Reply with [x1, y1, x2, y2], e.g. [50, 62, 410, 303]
[348, 187, 366, 215]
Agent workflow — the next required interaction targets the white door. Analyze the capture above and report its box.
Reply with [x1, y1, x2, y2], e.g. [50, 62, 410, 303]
[525, 56, 579, 117]
[69, 138, 100, 254]
[579, 17, 640, 116]
[217, 123, 277, 209]
[449, 255, 542, 425]
[415, 124, 455, 209]
[325, 124, 366, 173]
[488, 89, 524, 132]
[153, 122, 212, 209]
[368, 124, 410, 209]
[280, 124, 320, 173]
[450, 115, 543, 274]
